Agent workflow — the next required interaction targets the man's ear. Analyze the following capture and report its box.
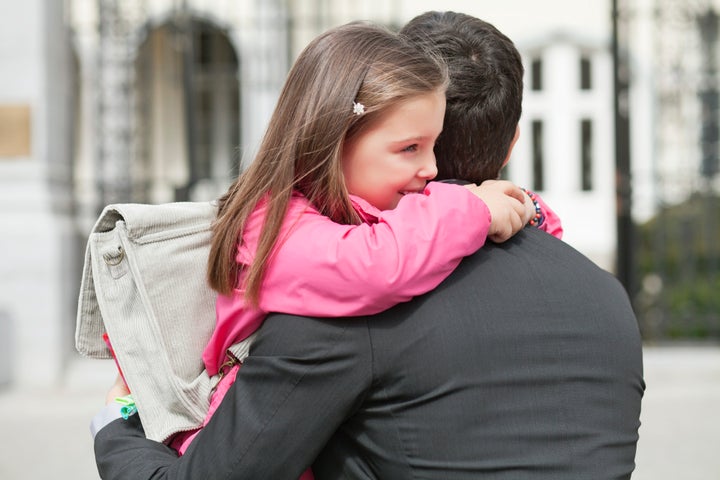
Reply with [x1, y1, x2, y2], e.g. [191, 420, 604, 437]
[501, 125, 520, 167]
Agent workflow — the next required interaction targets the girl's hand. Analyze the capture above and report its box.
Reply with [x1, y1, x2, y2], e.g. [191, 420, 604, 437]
[105, 373, 131, 405]
[465, 180, 533, 243]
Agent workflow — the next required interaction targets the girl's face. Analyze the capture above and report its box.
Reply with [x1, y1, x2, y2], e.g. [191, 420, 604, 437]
[342, 89, 445, 211]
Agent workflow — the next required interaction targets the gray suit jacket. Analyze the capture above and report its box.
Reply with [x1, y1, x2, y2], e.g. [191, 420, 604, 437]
[94, 228, 645, 479]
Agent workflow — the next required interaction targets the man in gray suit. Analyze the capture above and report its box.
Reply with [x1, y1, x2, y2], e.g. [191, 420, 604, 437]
[93, 11, 644, 479]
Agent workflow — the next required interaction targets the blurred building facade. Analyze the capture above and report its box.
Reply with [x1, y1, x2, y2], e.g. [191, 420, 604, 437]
[0, 0, 717, 388]
[0, 0, 77, 388]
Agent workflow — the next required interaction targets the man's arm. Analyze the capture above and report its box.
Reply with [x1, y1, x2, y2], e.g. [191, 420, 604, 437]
[94, 315, 373, 480]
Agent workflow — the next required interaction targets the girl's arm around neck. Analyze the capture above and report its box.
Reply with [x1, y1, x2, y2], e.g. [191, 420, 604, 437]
[256, 181, 491, 317]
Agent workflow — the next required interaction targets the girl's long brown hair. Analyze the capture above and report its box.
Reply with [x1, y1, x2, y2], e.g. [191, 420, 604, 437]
[207, 22, 448, 305]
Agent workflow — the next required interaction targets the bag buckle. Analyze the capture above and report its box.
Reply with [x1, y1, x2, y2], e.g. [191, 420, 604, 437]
[211, 349, 241, 393]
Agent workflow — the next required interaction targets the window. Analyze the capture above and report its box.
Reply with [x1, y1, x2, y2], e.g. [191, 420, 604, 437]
[700, 89, 720, 177]
[532, 120, 544, 191]
[581, 119, 593, 191]
[531, 58, 543, 91]
[190, 24, 241, 185]
[580, 56, 592, 90]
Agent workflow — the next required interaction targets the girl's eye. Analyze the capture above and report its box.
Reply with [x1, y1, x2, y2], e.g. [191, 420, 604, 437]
[402, 144, 418, 153]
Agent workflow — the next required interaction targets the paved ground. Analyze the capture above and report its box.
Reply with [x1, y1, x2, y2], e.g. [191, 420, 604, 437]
[0, 344, 718, 479]
[633, 345, 720, 480]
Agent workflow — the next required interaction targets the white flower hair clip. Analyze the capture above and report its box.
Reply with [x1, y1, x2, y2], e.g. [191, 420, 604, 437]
[352, 101, 365, 116]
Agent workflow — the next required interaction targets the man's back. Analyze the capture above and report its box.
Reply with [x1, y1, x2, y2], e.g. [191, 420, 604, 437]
[93, 228, 644, 480]
[313, 227, 644, 479]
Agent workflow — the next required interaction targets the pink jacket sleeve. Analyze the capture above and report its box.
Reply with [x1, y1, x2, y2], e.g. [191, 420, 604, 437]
[532, 192, 563, 239]
[254, 181, 491, 317]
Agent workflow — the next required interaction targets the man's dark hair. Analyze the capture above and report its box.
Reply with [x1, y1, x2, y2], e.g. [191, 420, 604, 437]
[401, 11, 524, 183]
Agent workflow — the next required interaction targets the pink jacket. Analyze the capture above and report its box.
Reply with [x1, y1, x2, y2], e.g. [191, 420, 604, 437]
[203, 182, 562, 375]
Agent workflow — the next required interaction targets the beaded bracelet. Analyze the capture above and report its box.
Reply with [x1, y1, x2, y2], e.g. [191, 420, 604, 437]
[521, 188, 545, 227]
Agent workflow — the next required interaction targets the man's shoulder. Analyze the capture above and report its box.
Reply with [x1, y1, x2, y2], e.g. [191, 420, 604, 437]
[455, 227, 616, 289]
[409, 226, 633, 331]
[495, 227, 617, 283]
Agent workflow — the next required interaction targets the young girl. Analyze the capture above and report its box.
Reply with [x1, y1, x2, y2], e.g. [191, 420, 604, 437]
[143, 22, 559, 465]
